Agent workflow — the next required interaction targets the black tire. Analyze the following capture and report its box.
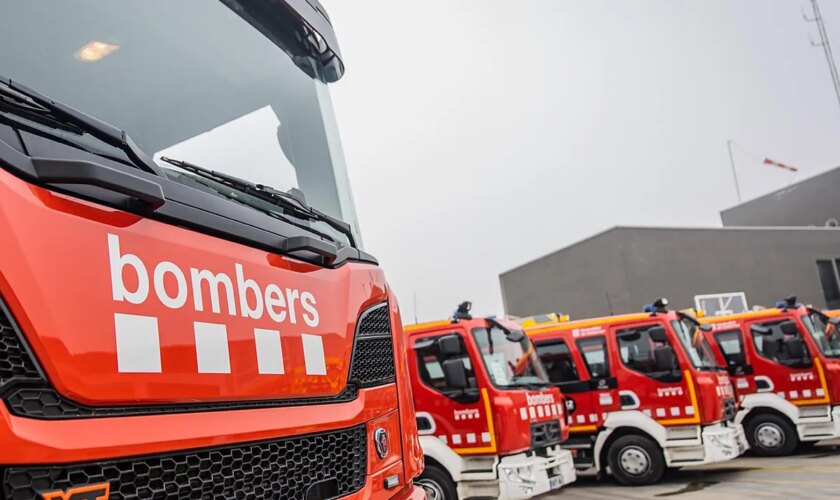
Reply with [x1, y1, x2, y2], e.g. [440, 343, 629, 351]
[607, 434, 666, 486]
[416, 464, 458, 500]
[745, 413, 798, 457]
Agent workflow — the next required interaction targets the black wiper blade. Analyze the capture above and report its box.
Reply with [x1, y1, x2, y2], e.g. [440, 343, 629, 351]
[0, 75, 162, 176]
[160, 156, 356, 246]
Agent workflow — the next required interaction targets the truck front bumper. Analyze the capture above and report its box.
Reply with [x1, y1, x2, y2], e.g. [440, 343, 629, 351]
[665, 423, 745, 466]
[496, 445, 576, 500]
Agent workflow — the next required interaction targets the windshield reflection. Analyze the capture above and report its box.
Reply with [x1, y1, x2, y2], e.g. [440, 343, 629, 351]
[471, 326, 550, 388]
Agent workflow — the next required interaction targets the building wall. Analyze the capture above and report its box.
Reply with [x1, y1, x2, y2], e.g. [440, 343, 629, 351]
[720, 167, 840, 227]
[500, 227, 840, 319]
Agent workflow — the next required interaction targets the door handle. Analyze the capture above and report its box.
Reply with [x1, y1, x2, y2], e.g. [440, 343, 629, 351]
[31, 157, 166, 209]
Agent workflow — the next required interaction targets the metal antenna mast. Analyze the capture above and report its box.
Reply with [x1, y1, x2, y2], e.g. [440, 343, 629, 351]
[805, 0, 840, 109]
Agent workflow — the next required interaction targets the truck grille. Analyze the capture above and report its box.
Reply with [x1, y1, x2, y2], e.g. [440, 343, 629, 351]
[2, 426, 367, 500]
[531, 420, 563, 448]
[348, 303, 395, 387]
[4, 384, 358, 420]
[0, 303, 41, 389]
[723, 397, 737, 422]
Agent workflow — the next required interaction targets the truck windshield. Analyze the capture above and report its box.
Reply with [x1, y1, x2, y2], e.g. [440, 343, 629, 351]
[802, 312, 840, 358]
[471, 326, 550, 388]
[671, 319, 719, 370]
[1, 1, 359, 244]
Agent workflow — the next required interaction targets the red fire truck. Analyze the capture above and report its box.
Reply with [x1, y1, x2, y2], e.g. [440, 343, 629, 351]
[404, 302, 576, 500]
[525, 298, 746, 486]
[0, 2, 424, 499]
[699, 297, 840, 456]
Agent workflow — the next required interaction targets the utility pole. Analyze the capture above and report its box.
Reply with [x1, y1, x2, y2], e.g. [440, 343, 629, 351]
[727, 139, 742, 203]
[412, 292, 419, 324]
[805, 0, 840, 110]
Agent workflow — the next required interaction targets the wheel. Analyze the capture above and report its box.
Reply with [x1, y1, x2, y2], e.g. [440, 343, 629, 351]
[745, 413, 798, 457]
[607, 434, 665, 486]
[416, 464, 458, 500]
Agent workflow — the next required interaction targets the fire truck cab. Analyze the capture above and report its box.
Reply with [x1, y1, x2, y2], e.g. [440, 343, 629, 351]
[525, 298, 746, 486]
[0, 2, 424, 498]
[405, 302, 576, 500]
[700, 297, 840, 456]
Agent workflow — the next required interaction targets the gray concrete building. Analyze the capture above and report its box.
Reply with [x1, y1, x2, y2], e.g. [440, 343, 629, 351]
[499, 226, 840, 319]
[720, 166, 840, 227]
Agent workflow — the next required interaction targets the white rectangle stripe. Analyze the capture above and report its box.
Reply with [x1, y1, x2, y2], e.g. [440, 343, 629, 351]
[466, 433, 476, 443]
[302, 334, 327, 375]
[481, 432, 491, 443]
[254, 329, 284, 374]
[520, 407, 528, 420]
[114, 313, 161, 373]
[194, 322, 231, 373]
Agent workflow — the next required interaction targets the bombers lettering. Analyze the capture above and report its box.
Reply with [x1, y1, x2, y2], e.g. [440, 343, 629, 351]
[108, 234, 320, 327]
[526, 393, 555, 406]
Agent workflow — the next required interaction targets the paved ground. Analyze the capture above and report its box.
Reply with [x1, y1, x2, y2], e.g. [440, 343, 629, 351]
[541, 444, 840, 499]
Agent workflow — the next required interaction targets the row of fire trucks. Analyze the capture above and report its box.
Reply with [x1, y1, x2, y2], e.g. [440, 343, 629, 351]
[403, 296, 840, 498]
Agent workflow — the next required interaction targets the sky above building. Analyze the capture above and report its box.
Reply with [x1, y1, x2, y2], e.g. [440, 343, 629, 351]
[322, 0, 840, 323]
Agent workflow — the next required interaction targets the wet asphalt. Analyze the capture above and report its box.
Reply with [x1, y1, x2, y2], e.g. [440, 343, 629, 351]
[540, 444, 840, 499]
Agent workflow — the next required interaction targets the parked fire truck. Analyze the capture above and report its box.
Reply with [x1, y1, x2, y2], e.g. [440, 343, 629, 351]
[524, 298, 746, 486]
[404, 302, 576, 500]
[699, 297, 840, 456]
[0, 2, 424, 499]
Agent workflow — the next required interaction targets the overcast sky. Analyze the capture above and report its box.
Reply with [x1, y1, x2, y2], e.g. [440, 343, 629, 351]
[322, 0, 840, 323]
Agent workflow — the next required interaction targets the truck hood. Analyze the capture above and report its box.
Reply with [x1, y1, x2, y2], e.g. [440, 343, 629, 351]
[0, 171, 387, 406]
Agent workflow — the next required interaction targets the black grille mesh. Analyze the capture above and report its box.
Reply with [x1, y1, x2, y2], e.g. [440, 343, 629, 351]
[5, 384, 358, 420]
[723, 397, 737, 422]
[355, 305, 390, 337]
[0, 305, 41, 388]
[3, 425, 367, 500]
[531, 420, 562, 448]
[349, 303, 395, 387]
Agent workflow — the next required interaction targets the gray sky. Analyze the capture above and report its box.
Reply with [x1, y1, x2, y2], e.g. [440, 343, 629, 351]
[322, 0, 840, 323]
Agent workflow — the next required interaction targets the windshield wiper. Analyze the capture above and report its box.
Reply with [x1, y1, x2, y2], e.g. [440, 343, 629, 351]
[0, 76, 162, 176]
[160, 157, 356, 247]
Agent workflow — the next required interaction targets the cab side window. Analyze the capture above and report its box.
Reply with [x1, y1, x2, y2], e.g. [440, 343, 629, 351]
[713, 329, 747, 375]
[577, 336, 610, 379]
[416, 334, 477, 395]
[750, 320, 811, 369]
[617, 324, 681, 383]
[535, 340, 579, 384]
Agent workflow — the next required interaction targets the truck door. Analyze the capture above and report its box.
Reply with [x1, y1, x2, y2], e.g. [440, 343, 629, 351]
[711, 327, 755, 397]
[745, 318, 822, 404]
[612, 323, 696, 424]
[535, 336, 593, 430]
[412, 331, 489, 453]
[575, 335, 620, 428]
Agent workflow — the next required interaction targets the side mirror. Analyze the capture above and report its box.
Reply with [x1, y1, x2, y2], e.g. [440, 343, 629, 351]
[699, 323, 713, 332]
[648, 326, 669, 343]
[751, 324, 772, 336]
[438, 334, 463, 356]
[780, 320, 799, 336]
[442, 358, 468, 389]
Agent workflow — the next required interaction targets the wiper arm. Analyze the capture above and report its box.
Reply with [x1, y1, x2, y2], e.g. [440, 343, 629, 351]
[0, 75, 162, 176]
[160, 157, 356, 246]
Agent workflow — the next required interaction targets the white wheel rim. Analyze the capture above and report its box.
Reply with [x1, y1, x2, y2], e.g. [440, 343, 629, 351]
[619, 445, 651, 476]
[416, 478, 446, 500]
[755, 422, 785, 449]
